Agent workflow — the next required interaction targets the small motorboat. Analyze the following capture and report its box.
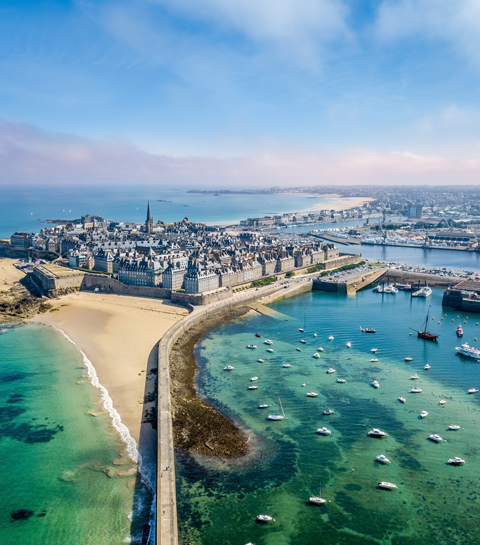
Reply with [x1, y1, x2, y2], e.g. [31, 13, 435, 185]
[448, 457, 465, 465]
[323, 409, 335, 415]
[256, 515, 274, 522]
[371, 348, 378, 353]
[283, 364, 292, 368]
[250, 377, 258, 381]
[264, 339, 274, 345]
[328, 336, 334, 341]
[224, 365, 235, 371]
[255, 333, 262, 338]
[405, 357, 413, 362]
[410, 374, 420, 380]
[370, 358, 379, 362]
[258, 358, 265, 363]
[398, 396, 406, 403]
[336, 378, 347, 383]
[326, 368, 336, 374]
[246, 345, 257, 349]
[248, 385, 259, 390]
[360, 327, 376, 333]
[346, 342, 352, 348]
[316, 427, 331, 435]
[410, 387, 422, 393]
[378, 482, 397, 490]
[312, 353, 321, 359]
[376, 454, 391, 464]
[300, 339, 307, 344]
[457, 325, 463, 338]
[296, 347, 302, 352]
[420, 410, 428, 418]
[299, 328, 304, 333]
[258, 404, 269, 409]
[439, 400, 447, 405]
[372, 380, 380, 389]
[267, 348, 274, 353]
[468, 388, 478, 394]
[449, 425, 461, 430]
[368, 428, 388, 438]
[424, 364, 431, 370]
[429, 434, 443, 442]
[313, 333, 318, 338]
[318, 347, 324, 352]
[307, 392, 319, 397]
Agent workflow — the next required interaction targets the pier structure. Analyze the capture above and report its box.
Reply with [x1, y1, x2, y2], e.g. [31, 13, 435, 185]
[313, 268, 385, 294]
[155, 279, 313, 544]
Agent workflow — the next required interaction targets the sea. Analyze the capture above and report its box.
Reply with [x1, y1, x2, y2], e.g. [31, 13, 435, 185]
[177, 288, 480, 544]
[0, 185, 337, 239]
[0, 324, 151, 545]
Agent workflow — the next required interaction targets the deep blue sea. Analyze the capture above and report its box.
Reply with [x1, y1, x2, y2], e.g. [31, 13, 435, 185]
[177, 288, 480, 544]
[0, 186, 335, 238]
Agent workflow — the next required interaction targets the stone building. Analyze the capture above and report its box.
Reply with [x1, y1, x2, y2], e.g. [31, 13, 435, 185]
[184, 260, 220, 294]
[162, 261, 187, 290]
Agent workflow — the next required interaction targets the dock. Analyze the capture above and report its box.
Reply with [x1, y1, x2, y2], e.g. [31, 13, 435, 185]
[312, 268, 385, 294]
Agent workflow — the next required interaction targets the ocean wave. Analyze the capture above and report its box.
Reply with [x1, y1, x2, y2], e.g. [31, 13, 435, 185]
[54, 326, 156, 544]
[56, 328, 139, 463]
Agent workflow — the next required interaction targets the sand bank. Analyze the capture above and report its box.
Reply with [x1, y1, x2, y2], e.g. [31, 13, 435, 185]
[300, 195, 374, 213]
[31, 292, 188, 452]
[0, 258, 25, 289]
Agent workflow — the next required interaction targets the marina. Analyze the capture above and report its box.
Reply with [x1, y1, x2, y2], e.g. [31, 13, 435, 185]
[177, 286, 480, 544]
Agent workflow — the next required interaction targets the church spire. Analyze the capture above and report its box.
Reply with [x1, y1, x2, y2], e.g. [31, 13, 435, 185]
[145, 201, 153, 233]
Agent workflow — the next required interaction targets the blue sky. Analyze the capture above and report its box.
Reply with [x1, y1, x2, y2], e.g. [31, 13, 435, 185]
[1, 0, 480, 186]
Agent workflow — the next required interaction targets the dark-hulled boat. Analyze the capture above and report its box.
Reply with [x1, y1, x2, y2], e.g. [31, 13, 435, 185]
[410, 307, 438, 341]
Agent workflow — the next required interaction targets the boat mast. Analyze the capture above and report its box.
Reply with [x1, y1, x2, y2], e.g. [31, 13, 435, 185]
[279, 397, 286, 419]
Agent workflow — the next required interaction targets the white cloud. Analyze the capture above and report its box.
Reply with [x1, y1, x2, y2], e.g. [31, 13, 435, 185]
[1, 122, 479, 187]
[375, 0, 480, 64]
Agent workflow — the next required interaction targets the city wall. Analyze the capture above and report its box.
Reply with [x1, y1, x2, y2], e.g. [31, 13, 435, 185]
[156, 279, 313, 545]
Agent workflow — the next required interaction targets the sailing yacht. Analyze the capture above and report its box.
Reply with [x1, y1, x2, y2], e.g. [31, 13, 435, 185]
[326, 368, 336, 374]
[309, 484, 327, 505]
[267, 398, 286, 421]
[410, 306, 438, 341]
[312, 353, 321, 359]
[316, 427, 331, 435]
[376, 454, 391, 464]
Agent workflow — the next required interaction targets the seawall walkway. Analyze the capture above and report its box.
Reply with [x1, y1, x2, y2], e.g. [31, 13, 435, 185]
[155, 279, 312, 544]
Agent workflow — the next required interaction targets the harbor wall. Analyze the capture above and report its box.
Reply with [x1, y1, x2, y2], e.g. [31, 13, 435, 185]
[156, 279, 313, 544]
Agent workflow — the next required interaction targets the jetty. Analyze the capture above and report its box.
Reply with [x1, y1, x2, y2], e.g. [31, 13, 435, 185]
[156, 279, 312, 544]
[313, 268, 385, 294]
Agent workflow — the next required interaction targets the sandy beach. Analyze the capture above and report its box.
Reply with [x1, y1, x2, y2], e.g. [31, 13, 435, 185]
[300, 195, 374, 213]
[31, 292, 188, 457]
[0, 258, 25, 288]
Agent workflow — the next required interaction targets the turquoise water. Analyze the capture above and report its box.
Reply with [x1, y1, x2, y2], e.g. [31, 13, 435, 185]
[0, 323, 151, 545]
[177, 289, 480, 544]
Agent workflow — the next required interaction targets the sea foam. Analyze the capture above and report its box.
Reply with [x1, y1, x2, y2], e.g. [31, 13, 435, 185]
[54, 326, 156, 544]
[56, 328, 139, 462]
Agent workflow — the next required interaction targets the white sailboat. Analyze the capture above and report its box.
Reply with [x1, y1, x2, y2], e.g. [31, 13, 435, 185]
[267, 397, 286, 421]
[309, 484, 327, 505]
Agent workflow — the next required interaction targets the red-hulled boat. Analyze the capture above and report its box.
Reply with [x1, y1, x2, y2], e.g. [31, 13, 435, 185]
[456, 326, 463, 338]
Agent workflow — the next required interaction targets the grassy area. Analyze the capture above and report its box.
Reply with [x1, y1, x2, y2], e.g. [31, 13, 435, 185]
[56, 262, 112, 276]
[251, 276, 277, 287]
[285, 271, 295, 278]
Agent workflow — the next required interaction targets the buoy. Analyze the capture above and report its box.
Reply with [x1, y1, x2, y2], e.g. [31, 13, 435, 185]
[452, 319, 455, 322]
[438, 321, 440, 324]
[457, 316, 459, 318]
[445, 314, 447, 317]
[476, 323, 479, 326]
[441, 318, 443, 321]
[475, 338, 477, 341]
[464, 321, 467, 324]
[410, 332, 412, 335]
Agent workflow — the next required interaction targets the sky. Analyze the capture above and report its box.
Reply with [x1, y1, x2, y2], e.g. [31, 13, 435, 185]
[1, 0, 480, 187]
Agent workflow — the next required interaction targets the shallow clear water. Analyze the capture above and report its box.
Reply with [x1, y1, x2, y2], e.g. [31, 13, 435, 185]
[0, 324, 150, 545]
[177, 289, 480, 544]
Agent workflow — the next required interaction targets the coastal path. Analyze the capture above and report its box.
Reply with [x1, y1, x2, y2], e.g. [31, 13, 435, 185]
[155, 279, 312, 544]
